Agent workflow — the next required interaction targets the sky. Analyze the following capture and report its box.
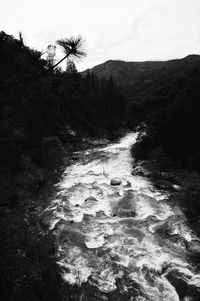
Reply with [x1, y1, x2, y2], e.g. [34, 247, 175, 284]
[1, 0, 200, 71]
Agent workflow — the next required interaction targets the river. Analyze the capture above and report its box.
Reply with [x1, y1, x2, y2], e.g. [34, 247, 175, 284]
[48, 133, 200, 300]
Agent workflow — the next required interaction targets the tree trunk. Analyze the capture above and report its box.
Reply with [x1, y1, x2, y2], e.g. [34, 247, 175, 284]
[52, 54, 69, 69]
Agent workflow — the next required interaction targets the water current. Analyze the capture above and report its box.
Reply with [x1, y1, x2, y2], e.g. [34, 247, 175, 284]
[48, 133, 200, 300]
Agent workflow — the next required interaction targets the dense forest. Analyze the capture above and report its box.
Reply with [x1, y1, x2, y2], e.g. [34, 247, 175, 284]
[85, 55, 200, 169]
[0, 31, 126, 202]
[125, 55, 200, 167]
[0, 31, 125, 301]
[125, 56, 200, 233]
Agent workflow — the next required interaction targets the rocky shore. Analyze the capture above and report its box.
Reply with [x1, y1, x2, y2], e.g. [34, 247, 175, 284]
[131, 156, 200, 252]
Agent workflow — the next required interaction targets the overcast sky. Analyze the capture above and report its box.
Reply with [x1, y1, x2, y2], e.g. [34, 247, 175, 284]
[1, 0, 200, 71]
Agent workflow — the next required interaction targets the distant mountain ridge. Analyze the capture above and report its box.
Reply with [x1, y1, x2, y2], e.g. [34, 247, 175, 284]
[82, 55, 200, 86]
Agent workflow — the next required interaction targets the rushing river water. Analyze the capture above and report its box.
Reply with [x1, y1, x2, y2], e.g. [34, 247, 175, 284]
[49, 133, 200, 300]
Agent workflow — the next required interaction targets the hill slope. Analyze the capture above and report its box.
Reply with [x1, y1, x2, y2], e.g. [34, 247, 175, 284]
[84, 54, 200, 168]
[82, 55, 200, 86]
[0, 31, 126, 301]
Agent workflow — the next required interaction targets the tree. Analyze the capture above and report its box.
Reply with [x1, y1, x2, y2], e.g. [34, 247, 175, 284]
[66, 58, 78, 74]
[46, 45, 56, 69]
[53, 35, 86, 70]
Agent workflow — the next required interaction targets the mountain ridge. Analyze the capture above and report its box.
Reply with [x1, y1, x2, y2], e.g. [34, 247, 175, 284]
[82, 54, 200, 85]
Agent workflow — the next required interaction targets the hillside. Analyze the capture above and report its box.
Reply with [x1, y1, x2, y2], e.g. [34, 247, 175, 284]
[82, 55, 200, 86]
[84, 54, 200, 168]
[0, 31, 126, 301]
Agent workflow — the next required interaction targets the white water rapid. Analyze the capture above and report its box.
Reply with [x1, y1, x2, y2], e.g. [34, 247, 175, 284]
[48, 133, 200, 301]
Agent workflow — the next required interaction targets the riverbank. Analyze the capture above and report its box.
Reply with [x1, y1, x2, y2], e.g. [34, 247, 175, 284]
[45, 132, 200, 301]
[2, 131, 200, 301]
[0, 133, 118, 301]
[0, 154, 66, 301]
[131, 140, 200, 243]
[0, 31, 127, 300]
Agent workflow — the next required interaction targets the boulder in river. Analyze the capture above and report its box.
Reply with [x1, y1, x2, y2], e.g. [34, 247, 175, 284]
[82, 214, 94, 223]
[113, 190, 137, 217]
[85, 196, 98, 204]
[132, 166, 151, 177]
[110, 178, 122, 186]
[96, 211, 107, 218]
[187, 240, 200, 253]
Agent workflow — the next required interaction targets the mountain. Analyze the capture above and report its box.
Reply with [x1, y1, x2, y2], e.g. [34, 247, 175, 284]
[83, 54, 200, 170]
[82, 55, 200, 86]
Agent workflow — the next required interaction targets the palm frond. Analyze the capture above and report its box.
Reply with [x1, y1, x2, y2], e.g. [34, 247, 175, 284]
[18, 167, 54, 202]
[56, 35, 86, 62]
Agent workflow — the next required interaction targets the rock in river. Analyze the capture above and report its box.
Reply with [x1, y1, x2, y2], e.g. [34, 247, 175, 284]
[132, 166, 151, 177]
[187, 240, 200, 253]
[110, 178, 122, 186]
[85, 196, 98, 204]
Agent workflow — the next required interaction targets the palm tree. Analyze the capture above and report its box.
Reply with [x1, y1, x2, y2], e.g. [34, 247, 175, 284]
[53, 35, 86, 69]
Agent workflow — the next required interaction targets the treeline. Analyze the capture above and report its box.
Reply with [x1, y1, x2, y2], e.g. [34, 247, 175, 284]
[0, 31, 125, 301]
[128, 55, 200, 169]
[0, 31, 125, 202]
[129, 55, 200, 229]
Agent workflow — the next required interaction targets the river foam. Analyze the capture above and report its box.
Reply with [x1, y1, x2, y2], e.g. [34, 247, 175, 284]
[49, 133, 200, 300]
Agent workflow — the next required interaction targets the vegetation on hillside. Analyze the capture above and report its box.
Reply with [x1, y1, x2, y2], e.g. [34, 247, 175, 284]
[0, 31, 125, 202]
[0, 31, 125, 301]
[84, 55, 200, 169]
[127, 55, 200, 233]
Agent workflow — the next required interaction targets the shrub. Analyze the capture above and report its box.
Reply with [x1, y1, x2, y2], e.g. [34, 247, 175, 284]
[40, 136, 65, 170]
[150, 146, 171, 172]
[179, 172, 200, 221]
[189, 153, 200, 171]
[131, 136, 154, 161]
[18, 166, 53, 205]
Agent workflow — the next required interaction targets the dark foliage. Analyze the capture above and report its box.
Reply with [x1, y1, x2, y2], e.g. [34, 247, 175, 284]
[0, 31, 125, 301]
[179, 172, 200, 223]
[126, 55, 200, 169]
[127, 55, 200, 235]
[85, 55, 200, 165]
[0, 31, 125, 197]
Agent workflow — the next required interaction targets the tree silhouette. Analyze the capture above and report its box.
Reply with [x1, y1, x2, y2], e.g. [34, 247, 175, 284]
[66, 58, 78, 73]
[53, 35, 86, 69]
[18, 31, 25, 48]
